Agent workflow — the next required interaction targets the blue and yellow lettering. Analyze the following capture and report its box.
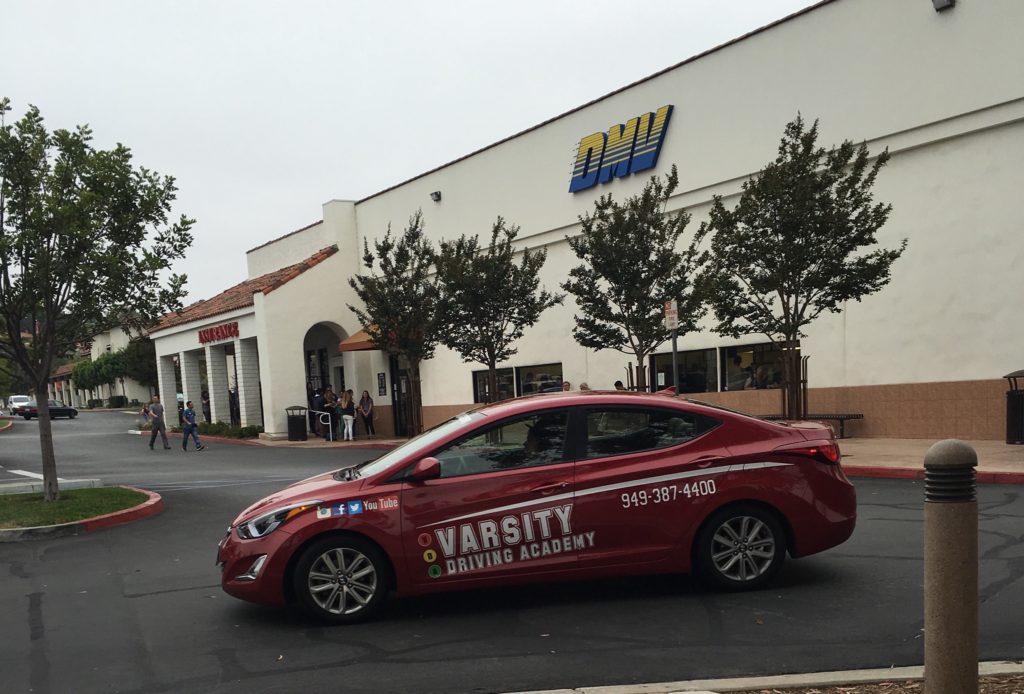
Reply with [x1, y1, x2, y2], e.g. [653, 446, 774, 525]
[629, 105, 673, 174]
[568, 105, 673, 193]
[568, 131, 607, 193]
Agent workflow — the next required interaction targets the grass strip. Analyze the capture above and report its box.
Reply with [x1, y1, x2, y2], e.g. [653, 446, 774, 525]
[0, 486, 148, 529]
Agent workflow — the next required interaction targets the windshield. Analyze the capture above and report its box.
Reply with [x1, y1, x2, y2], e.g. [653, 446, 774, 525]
[355, 411, 487, 478]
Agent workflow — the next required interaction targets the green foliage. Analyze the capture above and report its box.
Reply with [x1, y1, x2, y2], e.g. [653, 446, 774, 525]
[436, 218, 562, 399]
[0, 97, 194, 500]
[122, 337, 158, 387]
[86, 398, 103, 409]
[348, 211, 439, 365]
[108, 394, 127, 408]
[348, 211, 438, 432]
[92, 351, 125, 386]
[700, 115, 906, 418]
[196, 421, 263, 438]
[0, 486, 148, 529]
[562, 165, 707, 391]
[72, 360, 98, 391]
[701, 115, 905, 344]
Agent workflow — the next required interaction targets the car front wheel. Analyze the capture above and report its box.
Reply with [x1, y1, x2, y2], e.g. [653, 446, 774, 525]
[695, 504, 787, 591]
[292, 536, 389, 624]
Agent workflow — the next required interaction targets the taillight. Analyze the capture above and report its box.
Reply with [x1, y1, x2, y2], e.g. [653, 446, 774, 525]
[773, 440, 841, 464]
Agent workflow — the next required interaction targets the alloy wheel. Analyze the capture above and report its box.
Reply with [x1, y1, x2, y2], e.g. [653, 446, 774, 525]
[307, 547, 378, 615]
[709, 515, 777, 582]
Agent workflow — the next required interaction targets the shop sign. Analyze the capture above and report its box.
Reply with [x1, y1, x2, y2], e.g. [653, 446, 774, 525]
[198, 321, 239, 345]
[568, 104, 673, 193]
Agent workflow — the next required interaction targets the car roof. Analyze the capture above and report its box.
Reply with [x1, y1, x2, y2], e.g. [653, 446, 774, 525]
[471, 391, 730, 420]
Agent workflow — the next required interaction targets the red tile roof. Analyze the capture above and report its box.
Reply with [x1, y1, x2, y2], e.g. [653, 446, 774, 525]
[50, 363, 76, 378]
[153, 245, 338, 332]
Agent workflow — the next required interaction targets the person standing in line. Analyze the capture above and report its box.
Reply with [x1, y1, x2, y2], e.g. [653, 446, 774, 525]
[340, 390, 356, 441]
[561, 381, 571, 392]
[148, 394, 172, 450]
[613, 380, 626, 391]
[322, 385, 338, 440]
[201, 390, 211, 423]
[359, 390, 375, 438]
[311, 388, 325, 437]
[182, 400, 205, 451]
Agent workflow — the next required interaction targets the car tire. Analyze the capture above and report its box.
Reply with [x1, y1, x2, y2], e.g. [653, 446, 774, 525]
[292, 535, 390, 624]
[23, 414, 31, 420]
[694, 503, 787, 591]
[70, 412, 77, 419]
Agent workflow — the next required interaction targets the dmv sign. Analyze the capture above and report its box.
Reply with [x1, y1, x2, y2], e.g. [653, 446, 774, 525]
[568, 105, 673, 193]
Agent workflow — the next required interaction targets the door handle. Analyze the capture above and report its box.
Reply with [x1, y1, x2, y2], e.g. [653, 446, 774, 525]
[693, 455, 724, 468]
[531, 482, 569, 496]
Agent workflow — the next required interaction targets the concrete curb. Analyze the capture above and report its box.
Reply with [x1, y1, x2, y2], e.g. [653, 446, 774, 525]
[504, 660, 1024, 694]
[844, 465, 1024, 485]
[0, 486, 163, 543]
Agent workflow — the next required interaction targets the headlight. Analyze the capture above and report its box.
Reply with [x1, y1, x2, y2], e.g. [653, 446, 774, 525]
[236, 500, 322, 539]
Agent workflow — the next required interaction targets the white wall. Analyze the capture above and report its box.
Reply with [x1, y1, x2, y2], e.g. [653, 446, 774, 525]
[246, 220, 331, 279]
[351, 0, 1024, 398]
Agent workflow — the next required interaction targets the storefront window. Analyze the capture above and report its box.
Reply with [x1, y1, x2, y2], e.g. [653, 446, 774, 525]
[516, 363, 564, 395]
[650, 349, 717, 393]
[721, 342, 793, 391]
[472, 368, 515, 403]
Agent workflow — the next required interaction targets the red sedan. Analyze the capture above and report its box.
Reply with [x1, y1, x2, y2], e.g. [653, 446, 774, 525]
[218, 392, 856, 623]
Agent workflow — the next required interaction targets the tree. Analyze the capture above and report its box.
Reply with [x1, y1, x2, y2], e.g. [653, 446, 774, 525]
[71, 359, 100, 398]
[0, 99, 193, 500]
[562, 165, 707, 392]
[348, 211, 438, 434]
[435, 218, 563, 402]
[701, 115, 906, 419]
[122, 336, 158, 390]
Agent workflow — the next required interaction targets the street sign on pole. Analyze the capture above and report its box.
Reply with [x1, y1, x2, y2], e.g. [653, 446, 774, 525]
[664, 300, 679, 393]
[663, 299, 678, 330]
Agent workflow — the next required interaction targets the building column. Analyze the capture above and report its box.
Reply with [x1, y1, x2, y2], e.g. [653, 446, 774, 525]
[204, 344, 229, 424]
[179, 350, 203, 414]
[235, 337, 263, 428]
[68, 378, 77, 407]
[157, 355, 177, 410]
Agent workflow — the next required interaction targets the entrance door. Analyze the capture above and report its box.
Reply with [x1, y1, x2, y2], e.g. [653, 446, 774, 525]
[389, 355, 410, 437]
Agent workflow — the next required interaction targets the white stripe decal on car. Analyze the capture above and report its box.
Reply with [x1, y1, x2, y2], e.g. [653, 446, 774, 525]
[422, 461, 793, 528]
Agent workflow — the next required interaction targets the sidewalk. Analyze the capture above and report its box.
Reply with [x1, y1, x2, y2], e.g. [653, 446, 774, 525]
[839, 437, 1023, 484]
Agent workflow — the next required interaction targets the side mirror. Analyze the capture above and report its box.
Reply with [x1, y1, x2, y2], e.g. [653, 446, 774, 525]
[408, 456, 441, 482]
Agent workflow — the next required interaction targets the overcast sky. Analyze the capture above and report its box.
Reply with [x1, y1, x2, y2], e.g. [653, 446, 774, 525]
[2, 0, 814, 302]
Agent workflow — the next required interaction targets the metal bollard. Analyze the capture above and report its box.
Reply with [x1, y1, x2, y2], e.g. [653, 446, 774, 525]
[923, 439, 978, 694]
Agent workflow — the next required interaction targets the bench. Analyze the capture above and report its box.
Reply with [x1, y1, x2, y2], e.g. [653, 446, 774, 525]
[760, 413, 864, 439]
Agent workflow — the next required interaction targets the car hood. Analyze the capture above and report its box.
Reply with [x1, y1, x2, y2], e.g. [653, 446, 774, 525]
[232, 470, 366, 525]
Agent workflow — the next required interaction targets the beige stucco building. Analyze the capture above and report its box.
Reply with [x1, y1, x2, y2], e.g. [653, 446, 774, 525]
[150, 0, 1024, 440]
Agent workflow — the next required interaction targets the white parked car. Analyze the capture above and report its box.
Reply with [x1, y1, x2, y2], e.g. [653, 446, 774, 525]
[9, 395, 31, 416]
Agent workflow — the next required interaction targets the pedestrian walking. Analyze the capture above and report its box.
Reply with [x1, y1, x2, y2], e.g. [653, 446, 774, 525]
[147, 394, 172, 450]
[182, 400, 206, 451]
[359, 390, 376, 437]
[340, 390, 356, 441]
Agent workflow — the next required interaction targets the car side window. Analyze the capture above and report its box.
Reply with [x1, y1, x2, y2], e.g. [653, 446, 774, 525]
[434, 410, 569, 478]
[585, 408, 708, 459]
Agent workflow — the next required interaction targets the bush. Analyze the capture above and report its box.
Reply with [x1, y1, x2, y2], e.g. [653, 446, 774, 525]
[87, 398, 104, 409]
[196, 422, 264, 439]
[108, 395, 128, 408]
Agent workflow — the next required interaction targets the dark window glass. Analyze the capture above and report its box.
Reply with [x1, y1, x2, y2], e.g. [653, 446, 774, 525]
[434, 410, 569, 478]
[585, 408, 708, 459]
[516, 363, 564, 394]
[650, 348, 717, 393]
[721, 342, 795, 392]
[472, 368, 515, 403]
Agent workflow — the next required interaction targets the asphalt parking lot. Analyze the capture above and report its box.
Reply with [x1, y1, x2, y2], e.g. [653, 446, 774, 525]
[1, 412, 1022, 694]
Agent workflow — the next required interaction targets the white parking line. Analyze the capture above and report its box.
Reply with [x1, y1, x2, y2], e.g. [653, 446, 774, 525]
[8, 469, 67, 482]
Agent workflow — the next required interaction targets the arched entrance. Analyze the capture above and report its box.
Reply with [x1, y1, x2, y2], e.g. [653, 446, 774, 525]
[303, 322, 348, 392]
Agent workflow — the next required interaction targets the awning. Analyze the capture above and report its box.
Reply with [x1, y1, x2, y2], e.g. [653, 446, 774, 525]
[338, 329, 377, 353]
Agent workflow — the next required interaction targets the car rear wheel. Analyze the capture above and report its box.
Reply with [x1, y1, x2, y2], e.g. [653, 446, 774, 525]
[695, 504, 786, 591]
[292, 536, 389, 624]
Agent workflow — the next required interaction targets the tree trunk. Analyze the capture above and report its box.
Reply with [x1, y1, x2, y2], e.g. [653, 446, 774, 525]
[34, 383, 60, 502]
[782, 338, 803, 420]
[487, 362, 498, 403]
[635, 355, 647, 392]
[408, 357, 424, 435]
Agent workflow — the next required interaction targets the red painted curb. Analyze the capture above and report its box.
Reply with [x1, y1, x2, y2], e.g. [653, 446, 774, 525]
[844, 465, 1024, 485]
[79, 486, 164, 532]
[0, 420, 13, 434]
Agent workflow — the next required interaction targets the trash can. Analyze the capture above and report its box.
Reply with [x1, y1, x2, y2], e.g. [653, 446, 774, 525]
[1004, 371, 1024, 445]
[286, 405, 308, 442]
